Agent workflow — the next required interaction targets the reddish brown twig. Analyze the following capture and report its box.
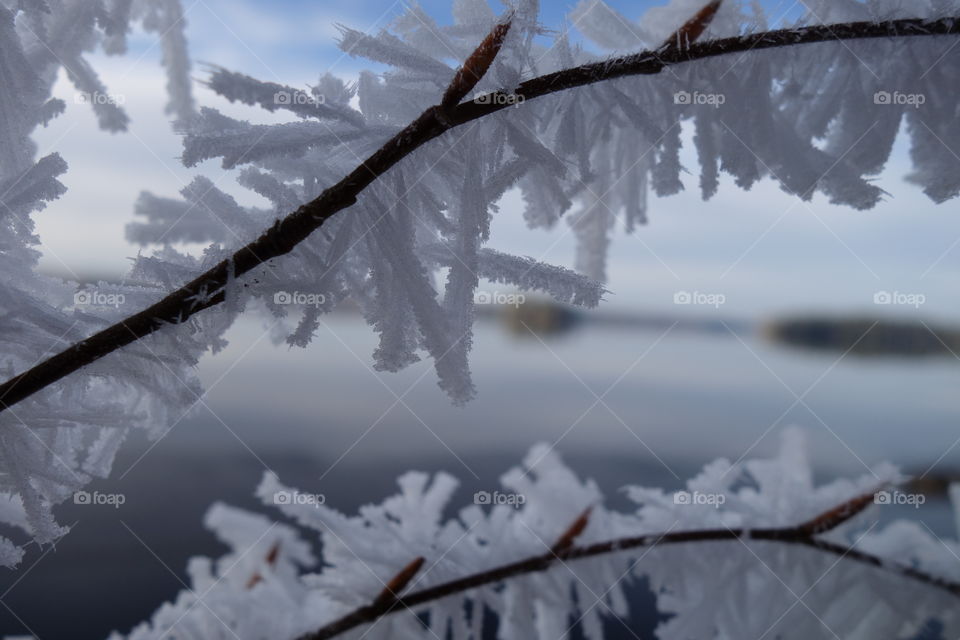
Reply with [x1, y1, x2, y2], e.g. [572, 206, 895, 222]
[372, 557, 425, 609]
[245, 542, 281, 589]
[298, 489, 960, 640]
[441, 15, 514, 109]
[660, 0, 724, 51]
[1, 16, 959, 413]
[551, 506, 592, 555]
[795, 487, 878, 536]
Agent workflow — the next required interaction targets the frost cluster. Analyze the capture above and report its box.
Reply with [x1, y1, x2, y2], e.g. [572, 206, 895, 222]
[0, 0, 196, 565]
[113, 429, 960, 640]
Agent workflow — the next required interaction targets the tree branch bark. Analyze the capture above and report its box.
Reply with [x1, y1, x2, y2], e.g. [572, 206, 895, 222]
[1, 16, 958, 410]
[298, 488, 960, 640]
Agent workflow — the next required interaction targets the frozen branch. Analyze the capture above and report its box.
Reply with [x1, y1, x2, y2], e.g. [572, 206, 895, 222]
[1, 13, 959, 413]
[300, 487, 959, 640]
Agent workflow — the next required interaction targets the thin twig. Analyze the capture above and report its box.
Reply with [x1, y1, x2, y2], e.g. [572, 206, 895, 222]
[441, 14, 514, 110]
[659, 0, 724, 51]
[372, 556, 425, 609]
[551, 506, 592, 554]
[0, 16, 959, 411]
[299, 488, 959, 640]
[244, 542, 281, 589]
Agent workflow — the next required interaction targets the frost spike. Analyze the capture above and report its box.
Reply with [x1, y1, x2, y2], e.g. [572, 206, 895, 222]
[441, 13, 514, 109]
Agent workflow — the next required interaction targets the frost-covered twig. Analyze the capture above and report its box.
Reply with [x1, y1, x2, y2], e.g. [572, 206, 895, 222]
[116, 434, 960, 639]
[1, 13, 960, 413]
[300, 487, 957, 640]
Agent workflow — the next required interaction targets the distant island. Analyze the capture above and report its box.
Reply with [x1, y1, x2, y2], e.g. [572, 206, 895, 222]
[495, 299, 959, 360]
[765, 317, 960, 358]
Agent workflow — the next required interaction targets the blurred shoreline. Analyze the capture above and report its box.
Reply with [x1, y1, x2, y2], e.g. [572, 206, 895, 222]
[44, 262, 960, 359]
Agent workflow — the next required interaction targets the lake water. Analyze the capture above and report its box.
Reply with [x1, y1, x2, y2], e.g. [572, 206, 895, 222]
[1, 311, 958, 638]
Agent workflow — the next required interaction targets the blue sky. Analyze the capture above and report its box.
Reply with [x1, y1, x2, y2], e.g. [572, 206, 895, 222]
[30, 0, 960, 320]
[158, 0, 806, 79]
